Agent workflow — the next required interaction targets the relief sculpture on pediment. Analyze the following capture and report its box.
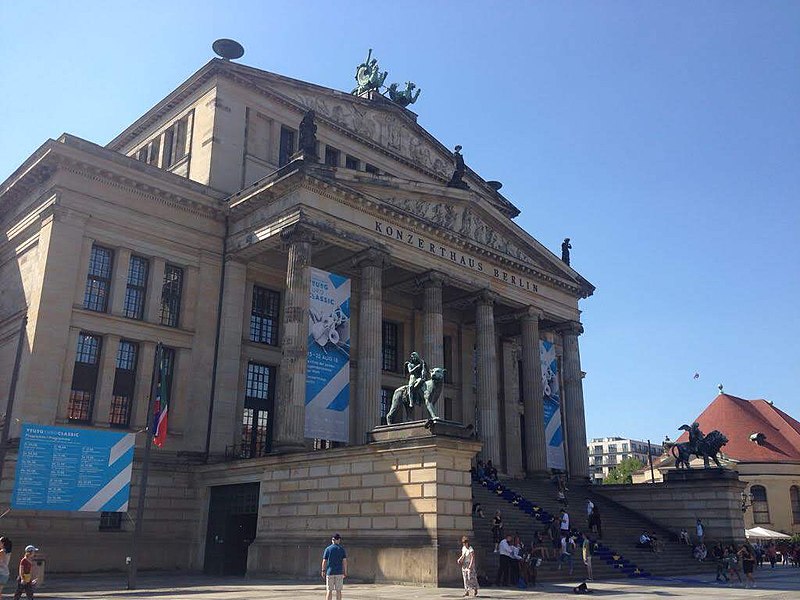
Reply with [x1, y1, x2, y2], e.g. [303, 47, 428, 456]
[381, 198, 535, 266]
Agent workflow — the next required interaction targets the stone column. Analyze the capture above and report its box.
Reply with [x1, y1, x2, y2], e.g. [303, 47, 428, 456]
[273, 226, 314, 453]
[521, 307, 548, 475]
[208, 258, 247, 453]
[420, 271, 445, 370]
[502, 340, 523, 476]
[560, 321, 589, 479]
[354, 249, 389, 442]
[475, 290, 500, 464]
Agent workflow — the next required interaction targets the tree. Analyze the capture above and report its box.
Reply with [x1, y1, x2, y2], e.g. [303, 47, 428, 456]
[603, 457, 646, 485]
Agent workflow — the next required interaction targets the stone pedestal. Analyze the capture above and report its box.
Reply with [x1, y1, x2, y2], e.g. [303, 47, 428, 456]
[595, 468, 747, 543]
[237, 422, 481, 585]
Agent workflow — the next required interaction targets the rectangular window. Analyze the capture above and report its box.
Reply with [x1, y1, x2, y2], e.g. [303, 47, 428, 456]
[160, 264, 183, 327]
[84, 245, 114, 312]
[279, 126, 295, 167]
[250, 286, 280, 345]
[241, 362, 275, 458]
[382, 321, 400, 372]
[608, 444, 617, 454]
[68, 333, 102, 422]
[593, 445, 603, 455]
[380, 388, 392, 425]
[109, 340, 138, 428]
[324, 146, 340, 167]
[365, 163, 379, 175]
[147, 140, 159, 166]
[123, 255, 149, 320]
[444, 397, 453, 421]
[99, 511, 122, 531]
[345, 155, 360, 170]
[443, 336, 453, 384]
[622, 443, 629, 452]
[163, 115, 189, 168]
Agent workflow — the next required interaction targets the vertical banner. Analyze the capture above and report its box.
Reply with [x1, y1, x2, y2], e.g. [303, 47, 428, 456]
[305, 267, 351, 442]
[12, 424, 135, 512]
[540, 340, 566, 470]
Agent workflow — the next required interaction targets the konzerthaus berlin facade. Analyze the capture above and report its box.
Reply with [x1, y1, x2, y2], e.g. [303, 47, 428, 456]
[0, 53, 594, 582]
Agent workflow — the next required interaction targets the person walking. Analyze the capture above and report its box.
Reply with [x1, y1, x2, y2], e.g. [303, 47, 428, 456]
[585, 498, 594, 529]
[581, 534, 594, 581]
[13, 545, 37, 600]
[457, 536, 478, 597]
[738, 544, 756, 588]
[557, 533, 574, 575]
[695, 518, 704, 544]
[491, 511, 503, 553]
[321, 533, 347, 600]
[591, 503, 602, 539]
[559, 509, 570, 539]
[0, 537, 12, 595]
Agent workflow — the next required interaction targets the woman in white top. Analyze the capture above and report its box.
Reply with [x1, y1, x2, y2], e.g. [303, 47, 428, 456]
[457, 536, 478, 597]
[0, 537, 12, 591]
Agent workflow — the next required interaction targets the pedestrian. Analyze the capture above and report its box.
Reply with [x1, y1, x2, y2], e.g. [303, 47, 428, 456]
[585, 498, 594, 529]
[557, 533, 574, 575]
[0, 537, 12, 595]
[13, 545, 37, 600]
[712, 543, 728, 583]
[695, 518, 704, 544]
[321, 533, 347, 600]
[591, 503, 602, 539]
[457, 536, 478, 597]
[495, 534, 514, 586]
[738, 544, 756, 588]
[559, 508, 570, 539]
[491, 510, 503, 553]
[581, 534, 593, 581]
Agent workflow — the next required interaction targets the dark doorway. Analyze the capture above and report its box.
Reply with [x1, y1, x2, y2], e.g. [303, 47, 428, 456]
[204, 483, 260, 576]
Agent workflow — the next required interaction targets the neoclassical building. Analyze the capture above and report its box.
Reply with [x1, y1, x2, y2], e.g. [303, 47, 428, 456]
[0, 51, 593, 580]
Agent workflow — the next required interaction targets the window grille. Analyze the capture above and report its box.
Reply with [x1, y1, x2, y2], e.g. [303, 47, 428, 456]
[84, 245, 114, 312]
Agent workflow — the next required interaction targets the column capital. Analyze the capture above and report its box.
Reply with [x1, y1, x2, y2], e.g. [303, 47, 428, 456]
[556, 320, 584, 337]
[416, 270, 447, 289]
[351, 247, 391, 270]
[280, 223, 316, 246]
[474, 289, 498, 306]
[519, 306, 544, 322]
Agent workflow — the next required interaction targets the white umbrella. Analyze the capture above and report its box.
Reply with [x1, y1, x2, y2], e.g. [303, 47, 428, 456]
[745, 526, 791, 540]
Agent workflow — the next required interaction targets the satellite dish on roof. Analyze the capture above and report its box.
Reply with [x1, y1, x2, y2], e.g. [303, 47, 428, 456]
[212, 39, 245, 60]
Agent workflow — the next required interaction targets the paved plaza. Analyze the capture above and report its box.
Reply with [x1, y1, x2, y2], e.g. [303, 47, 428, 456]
[32, 566, 800, 599]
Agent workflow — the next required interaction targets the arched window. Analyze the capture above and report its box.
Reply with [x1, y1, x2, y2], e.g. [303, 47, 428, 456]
[791, 486, 800, 525]
[750, 485, 770, 524]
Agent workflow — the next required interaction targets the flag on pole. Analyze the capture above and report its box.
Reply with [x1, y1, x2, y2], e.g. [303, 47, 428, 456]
[152, 344, 169, 447]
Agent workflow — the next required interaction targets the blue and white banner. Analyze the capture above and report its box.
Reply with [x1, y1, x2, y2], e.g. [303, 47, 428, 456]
[540, 340, 566, 470]
[305, 267, 350, 442]
[12, 424, 134, 512]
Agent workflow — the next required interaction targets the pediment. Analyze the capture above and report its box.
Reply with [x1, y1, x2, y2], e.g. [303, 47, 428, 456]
[224, 62, 519, 217]
[337, 176, 584, 289]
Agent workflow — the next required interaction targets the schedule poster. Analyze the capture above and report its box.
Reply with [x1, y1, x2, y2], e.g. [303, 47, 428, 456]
[12, 424, 135, 512]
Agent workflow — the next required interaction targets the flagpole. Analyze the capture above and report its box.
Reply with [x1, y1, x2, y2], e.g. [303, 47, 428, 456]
[127, 341, 162, 590]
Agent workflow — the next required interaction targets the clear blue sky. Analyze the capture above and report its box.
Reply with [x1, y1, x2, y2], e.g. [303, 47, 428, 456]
[2, 1, 798, 443]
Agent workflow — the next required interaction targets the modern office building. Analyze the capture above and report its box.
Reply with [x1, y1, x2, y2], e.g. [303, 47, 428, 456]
[589, 436, 664, 483]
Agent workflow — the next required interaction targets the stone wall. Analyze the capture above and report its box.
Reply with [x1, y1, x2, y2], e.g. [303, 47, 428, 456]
[594, 469, 747, 543]
[0, 452, 202, 573]
[195, 423, 481, 585]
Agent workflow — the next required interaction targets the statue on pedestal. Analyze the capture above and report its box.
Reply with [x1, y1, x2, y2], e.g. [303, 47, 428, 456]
[670, 422, 729, 469]
[561, 238, 572, 265]
[386, 351, 445, 424]
[297, 110, 318, 160]
[447, 145, 469, 189]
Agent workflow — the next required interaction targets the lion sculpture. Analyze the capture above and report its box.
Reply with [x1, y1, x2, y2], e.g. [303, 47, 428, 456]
[386, 366, 445, 425]
[671, 425, 729, 469]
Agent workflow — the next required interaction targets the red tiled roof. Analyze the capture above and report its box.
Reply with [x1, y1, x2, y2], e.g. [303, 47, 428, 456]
[675, 394, 800, 463]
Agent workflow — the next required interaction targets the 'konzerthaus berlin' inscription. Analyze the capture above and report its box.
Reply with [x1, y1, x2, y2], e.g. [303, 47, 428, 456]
[374, 219, 538, 294]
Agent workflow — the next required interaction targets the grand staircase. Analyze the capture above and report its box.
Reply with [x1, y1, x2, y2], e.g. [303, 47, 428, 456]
[470, 475, 714, 585]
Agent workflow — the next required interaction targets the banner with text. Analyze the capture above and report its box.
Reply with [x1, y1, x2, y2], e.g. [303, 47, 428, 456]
[305, 267, 351, 442]
[540, 340, 566, 470]
[12, 424, 135, 512]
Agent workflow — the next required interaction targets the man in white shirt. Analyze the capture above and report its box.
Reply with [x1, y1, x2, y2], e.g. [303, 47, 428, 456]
[495, 535, 518, 587]
[559, 509, 570, 537]
[586, 498, 594, 528]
